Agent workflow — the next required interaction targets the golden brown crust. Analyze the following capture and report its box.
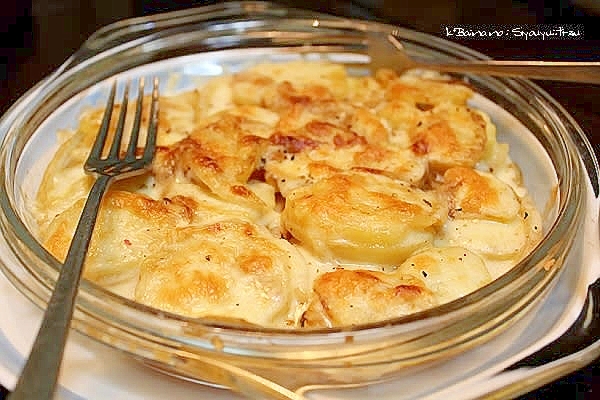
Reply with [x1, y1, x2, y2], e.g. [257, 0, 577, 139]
[34, 61, 542, 328]
[441, 166, 521, 220]
[135, 220, 310, 327]
[436, 167, 542, 264]
[409, 105, 488, 171]
[43, 190, 197, 285]
[302, 269, 436, 328]
[152, 112, 270, 211]
[281, 171, 443, 264]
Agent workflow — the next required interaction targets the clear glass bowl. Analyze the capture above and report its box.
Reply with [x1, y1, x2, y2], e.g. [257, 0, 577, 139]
[0, 1, 597, 393]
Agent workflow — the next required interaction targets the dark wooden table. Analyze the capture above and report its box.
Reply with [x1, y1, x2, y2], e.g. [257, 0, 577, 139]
[1, 1, 598, 398]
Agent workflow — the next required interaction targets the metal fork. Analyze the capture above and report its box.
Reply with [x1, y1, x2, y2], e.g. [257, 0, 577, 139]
[8, 78, 160, 400]
[386, 34, 600, 84]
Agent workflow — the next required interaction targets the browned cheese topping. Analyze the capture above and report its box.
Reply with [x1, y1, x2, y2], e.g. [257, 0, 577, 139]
[34, 62, 542, 328]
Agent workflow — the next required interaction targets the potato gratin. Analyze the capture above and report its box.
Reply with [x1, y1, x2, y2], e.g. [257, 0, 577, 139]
[34, 62, 542, 329]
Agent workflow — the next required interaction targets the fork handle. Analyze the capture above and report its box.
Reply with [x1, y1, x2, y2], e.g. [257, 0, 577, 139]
[419, 60, 600, 84]
[9, 175, 112, 400]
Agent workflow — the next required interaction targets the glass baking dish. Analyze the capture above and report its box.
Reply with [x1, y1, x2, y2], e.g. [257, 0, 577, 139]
[0, 1, 597, 396]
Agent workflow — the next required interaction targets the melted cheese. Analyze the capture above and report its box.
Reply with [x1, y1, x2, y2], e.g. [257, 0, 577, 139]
[436, 166, 542, 268]
[281, 171, 444, 264]
[34, 61, 543, 328]
[135, 220, 310, 328]
[397, 247, 492, 304]
[302, 269, 436, 328]
[42, 191, 196, 287]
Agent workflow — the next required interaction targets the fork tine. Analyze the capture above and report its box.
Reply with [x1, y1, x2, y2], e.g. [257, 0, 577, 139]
[87, 80, 117, 161]
[107, 81, 130, 159]
[142, 77, 160, 162]
[125, 78, 145, 160]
